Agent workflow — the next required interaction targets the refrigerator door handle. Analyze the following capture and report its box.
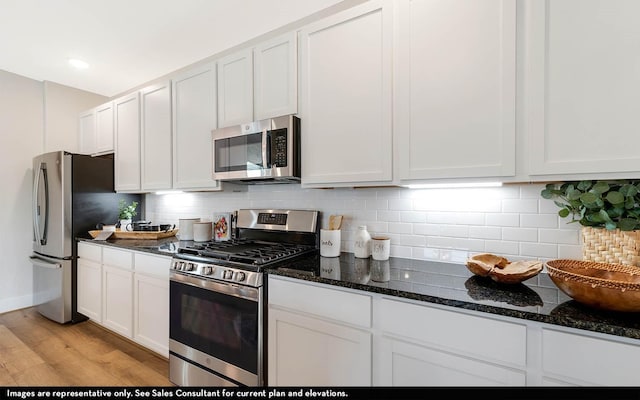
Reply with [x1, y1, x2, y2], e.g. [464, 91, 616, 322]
[29, 255, 62, 270]
[33, 162, 49, 245]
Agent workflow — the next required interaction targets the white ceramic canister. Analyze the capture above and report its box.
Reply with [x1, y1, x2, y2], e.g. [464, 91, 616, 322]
[353, 225, 371, 258]
[178, 218, 201, 240]
[193, 221, 213, 242]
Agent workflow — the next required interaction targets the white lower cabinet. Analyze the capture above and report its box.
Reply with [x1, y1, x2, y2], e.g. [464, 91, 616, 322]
[374, 298, 527, 386]
[267, 276, 372, 386]
[541, 328, 640, 386]
[76, 242, 169, 357]
[268, 308, 371, 386]
[77, 242, 103, 322]
[375, 337, 525, 386]
[102, 247, 134, 339]
[133, 252, 170, 357]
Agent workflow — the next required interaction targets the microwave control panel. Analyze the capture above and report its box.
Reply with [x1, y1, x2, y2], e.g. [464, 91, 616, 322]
[269, 128, 288, 167]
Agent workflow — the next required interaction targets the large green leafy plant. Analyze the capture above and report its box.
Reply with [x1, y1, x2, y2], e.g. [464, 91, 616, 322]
[541, 181, 640, 231]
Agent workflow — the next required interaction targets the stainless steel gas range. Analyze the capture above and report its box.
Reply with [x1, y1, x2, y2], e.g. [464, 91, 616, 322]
[168, 209, 319, 387]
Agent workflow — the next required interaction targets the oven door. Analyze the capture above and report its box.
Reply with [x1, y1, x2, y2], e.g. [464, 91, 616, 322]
[169, 271, 262, 387]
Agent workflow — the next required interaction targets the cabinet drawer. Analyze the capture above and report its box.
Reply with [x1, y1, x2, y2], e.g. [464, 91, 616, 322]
[102, 247, 133, 270]
[78, 242, 102, 262]
[268, 276, 372, 328]
[134, 252, 171, 278]
[378, 298, 526, 367]
[542, 328, 640, 386]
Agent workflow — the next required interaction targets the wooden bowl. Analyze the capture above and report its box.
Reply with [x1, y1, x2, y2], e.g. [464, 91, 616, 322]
[466, 253, 542, 284]
[545, 259, 640, 312]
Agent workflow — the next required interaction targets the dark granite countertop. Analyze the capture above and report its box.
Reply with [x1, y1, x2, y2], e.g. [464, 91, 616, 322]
[77, 236, 640, 342]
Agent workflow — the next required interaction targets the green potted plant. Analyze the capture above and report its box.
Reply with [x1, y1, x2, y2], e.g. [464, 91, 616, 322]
[118, 200, 138, 231]
[541, 180, 640, 266]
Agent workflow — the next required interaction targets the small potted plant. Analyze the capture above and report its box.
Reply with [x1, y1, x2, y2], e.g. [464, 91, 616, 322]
[541, 180, 640, 265]
[118, 199, 138, 231]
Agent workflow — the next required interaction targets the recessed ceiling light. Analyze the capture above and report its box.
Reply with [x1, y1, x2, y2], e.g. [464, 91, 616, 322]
[68, 58, 89, 69]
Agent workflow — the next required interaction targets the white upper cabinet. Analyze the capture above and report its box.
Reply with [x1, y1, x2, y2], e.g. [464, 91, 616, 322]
[114, 92, 141, 192]
[172, 63, 222, 191]
[254, 32, 298, 120]
[79, 109, 96, 155]
[299, 0, 393, 186]
[140, 81, 172, 191]
[217, 48, 254, 128]
[396, 0, 516, 182]
[526, 0, 640, 177]
[95, 102, 114, 154]
[79, 101, 114, 156]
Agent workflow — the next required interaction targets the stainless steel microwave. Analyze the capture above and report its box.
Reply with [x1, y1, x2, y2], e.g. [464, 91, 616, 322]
[212, 114, 300, 183]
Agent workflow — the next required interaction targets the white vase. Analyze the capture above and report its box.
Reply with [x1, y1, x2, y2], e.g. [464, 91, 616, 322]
[119, 219, 132, 231]
[353, 225, 371, 258]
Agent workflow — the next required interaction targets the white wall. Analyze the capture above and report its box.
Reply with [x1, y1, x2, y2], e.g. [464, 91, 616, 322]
[0, 70, 108, 315]
[145, 182, 582, 264]
[0, 70, 44, 313]
[43, 81, 108, 153]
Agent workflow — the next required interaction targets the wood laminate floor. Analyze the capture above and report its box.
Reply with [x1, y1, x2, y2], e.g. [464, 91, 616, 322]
[0, 307, 173, 387]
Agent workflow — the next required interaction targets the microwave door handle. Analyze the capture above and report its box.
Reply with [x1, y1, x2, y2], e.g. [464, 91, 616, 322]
[262, 129, 269, 168]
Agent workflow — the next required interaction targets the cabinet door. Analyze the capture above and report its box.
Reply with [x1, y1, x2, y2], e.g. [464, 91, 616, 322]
[542, 328, 640, 386]
[254, 32, 297, 120]
[114, 92, 141, 192]
[78, 109, 96, 155]
[375, 336, 525, 386]
[217, 48, 253, 128]
[102, 265, 133, 338]
[527, 0, 640, 176]
[299, 0, 393, 186]
[95, 102, 114, 154]
[77, 244, 102, 323]
[268, 308, 371, 386]
[396, 0, 516, 181]
[133, 273, 169, 357]
[172, 63, 222, 190]
[141, 82, 172, 191]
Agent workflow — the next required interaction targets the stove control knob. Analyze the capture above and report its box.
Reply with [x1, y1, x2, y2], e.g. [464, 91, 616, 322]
[234, 272, 246, 282]
[186, 263, 196, 271]
[223, 270, 234, 280]
[203, 266, 213, 275]
[175, 261, 184, 271]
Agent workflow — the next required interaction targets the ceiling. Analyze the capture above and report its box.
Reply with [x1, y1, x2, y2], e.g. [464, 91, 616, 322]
[0, 0, 345, 97]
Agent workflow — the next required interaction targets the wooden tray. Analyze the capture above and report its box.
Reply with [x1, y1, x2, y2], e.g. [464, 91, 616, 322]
[89, 228, 178, 240]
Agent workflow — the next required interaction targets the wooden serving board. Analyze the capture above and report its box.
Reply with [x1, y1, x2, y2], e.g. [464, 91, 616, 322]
[89, 228, 179, 240]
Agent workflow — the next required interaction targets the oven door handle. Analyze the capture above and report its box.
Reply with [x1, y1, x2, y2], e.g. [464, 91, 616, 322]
[170, 272, 260, 302]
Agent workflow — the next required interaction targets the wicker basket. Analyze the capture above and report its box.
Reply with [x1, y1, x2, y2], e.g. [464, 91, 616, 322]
[581, 226, 640, 267]
[545, 259, 640, 312]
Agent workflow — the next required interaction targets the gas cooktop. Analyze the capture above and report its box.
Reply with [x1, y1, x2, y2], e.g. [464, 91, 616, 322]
[177, 238, 316, 266]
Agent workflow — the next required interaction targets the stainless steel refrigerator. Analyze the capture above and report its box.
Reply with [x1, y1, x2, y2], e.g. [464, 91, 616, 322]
[30, 150, 142, 324]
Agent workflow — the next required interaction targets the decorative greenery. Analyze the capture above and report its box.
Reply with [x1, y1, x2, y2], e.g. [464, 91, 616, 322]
[118, 200, 138, 220]
[541, 180, 640, 231]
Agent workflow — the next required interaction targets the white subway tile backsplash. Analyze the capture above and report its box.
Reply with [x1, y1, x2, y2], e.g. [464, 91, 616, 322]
[147, 182, 587, 264]
[520, 243, 558, 258]
[539, 228, 580, 245]
[468, 226, 502, 240]
[377, 210, 400, 222]
[485, 240, 519, 256]
[486, 213, 519, 227]
[502, 199, 538, 213]
[388, 222, 414, 234]
[400, 211, 428, 223]
[455, 212, 485, 225]
[520, 213, 558, 228]
[502, 227, 538, 242]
